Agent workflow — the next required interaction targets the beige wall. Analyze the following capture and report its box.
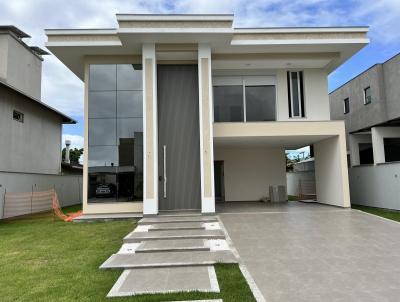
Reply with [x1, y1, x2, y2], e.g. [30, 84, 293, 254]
[0, 34, 42, 99]
[314, 135, 350, 207]
[214, 147, 286, 201]
[276, 68, 330, 121]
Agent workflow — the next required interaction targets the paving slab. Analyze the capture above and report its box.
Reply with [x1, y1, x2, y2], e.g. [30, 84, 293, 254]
[139, 216, 218, 225]
[107, 266, 220, 297]
[100, 250, 237, 269]
[136, 239, 208, 253]
[149, 222, 205, 231]
[124, 229, 225, 243]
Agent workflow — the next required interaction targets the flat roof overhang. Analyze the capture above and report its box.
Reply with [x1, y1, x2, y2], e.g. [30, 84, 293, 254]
[213, 121, 345, 149]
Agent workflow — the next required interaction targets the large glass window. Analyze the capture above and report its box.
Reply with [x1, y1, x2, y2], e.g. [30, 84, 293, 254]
[213, 76, 276, 122]
[245, 86, 276, 121]
[213, 86, 243, 122]
[88, 64, 143, 203]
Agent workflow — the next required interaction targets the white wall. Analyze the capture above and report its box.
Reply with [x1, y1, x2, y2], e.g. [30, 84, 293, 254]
[0, 172, 82, 218]
[0, 85, 62, 174]
[214, 146, 286, 201]
[287, 171, 315, 196]
[371, 126, 400, 164]
[276, 69, 330, 121]
[314, 135, 350, 207]
[349, 133, 372, 166]
[3, 35, 42, 99]
[349, 163, 400, 211]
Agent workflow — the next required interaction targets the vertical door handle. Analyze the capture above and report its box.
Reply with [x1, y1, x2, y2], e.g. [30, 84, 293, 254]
[163, 145, 167, 198]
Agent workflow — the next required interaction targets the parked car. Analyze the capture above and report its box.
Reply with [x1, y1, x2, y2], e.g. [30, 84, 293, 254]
[95, 183, 116, 198]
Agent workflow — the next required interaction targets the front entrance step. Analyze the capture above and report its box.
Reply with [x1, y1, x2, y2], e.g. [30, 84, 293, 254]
[149, 222, 205, 231]
[136, 239, 208, 253]
[107, 266, 220, 297]
[124, 229, 225, 243]
[139, 216, 218, 225]
[100, 250, 237, 269]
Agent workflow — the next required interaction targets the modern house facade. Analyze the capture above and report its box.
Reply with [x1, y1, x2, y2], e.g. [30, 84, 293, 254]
[0, 26, 81, 218]
[330, 53, 400, 210]
[45, 14, 369, 216]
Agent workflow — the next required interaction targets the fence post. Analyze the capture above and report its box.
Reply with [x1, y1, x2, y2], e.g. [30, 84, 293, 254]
[2, 188, 6, 219]
[30, 185, 34, 215]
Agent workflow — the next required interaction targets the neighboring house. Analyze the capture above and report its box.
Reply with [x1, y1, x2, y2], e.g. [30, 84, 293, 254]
[330, 53, 400, 210]
[45, 14, 369, 216]
[0, 26, 81, 218]
[287, 158, 316, 198]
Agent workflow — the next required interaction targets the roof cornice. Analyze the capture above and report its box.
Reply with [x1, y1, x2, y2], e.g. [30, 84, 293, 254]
[116, 14, 234, 21]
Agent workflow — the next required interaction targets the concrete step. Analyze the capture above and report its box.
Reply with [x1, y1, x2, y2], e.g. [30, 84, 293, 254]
[124, 229, 225, 243]
[139, 216, 218, 225]
[136, 239, 208, 253]
[100, 250, 237, 269]
[149, 222, 205, 231]
[107, 266, 220, 297]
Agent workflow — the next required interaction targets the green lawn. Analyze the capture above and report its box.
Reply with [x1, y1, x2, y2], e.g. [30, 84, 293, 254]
[0, 205, 255, 302]
[352, 204, 400, 223]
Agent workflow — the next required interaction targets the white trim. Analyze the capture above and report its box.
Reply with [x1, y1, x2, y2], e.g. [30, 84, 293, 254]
[45, 29, 117, 35]
[116, 14, 234, 21]
[207, 266, 220, 292]
[243, 80, 247, 122]
[202, 197, 215, 213]
[234, 27, 369, 34]
[45, 41, 122, 47]
[117, 28, 233, 34]
[231, 38, 370, 46]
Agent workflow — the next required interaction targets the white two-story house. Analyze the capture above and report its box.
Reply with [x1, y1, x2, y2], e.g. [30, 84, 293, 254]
[45, 14, 369, 216]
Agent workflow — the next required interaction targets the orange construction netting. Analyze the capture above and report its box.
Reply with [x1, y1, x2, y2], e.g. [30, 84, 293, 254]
[52, 190, 82, 222]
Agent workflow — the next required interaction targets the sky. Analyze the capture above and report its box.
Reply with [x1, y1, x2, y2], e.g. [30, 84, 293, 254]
[1, 0, 399, 155]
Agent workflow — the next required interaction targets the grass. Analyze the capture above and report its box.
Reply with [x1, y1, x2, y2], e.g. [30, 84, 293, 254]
[0, 205, 255, 302]
[352, 204, 400, 223]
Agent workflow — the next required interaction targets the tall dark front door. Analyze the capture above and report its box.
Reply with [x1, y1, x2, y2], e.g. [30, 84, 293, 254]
[157, 65, 201, 211]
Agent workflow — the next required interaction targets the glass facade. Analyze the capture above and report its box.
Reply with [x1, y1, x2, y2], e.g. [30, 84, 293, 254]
[88, 64, 143, 203]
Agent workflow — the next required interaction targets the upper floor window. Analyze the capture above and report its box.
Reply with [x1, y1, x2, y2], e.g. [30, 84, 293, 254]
[364, 86, 372, 105]
[213, 76, 276, 122]
[343, 98, 350, 114]
[13, 110, 24, 123]
[287, 71, 305, 118]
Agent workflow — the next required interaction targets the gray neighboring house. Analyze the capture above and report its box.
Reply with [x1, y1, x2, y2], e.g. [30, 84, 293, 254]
[0, 26, 81, 218]
[330, 52, 400, 210]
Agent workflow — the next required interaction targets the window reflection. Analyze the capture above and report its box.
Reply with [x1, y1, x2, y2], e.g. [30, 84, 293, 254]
[246, 86, 276, 121]
[88, 64, 143, 203]
[213, 85, 243, 122]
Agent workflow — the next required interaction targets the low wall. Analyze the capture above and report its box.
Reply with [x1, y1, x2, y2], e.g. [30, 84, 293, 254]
[0, 172, 82, 218]
[349, 163, 400, 210]
[287, 171, 315, 196]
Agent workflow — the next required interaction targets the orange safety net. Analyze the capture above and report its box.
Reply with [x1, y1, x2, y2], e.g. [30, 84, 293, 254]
[52, 190, 82, 222]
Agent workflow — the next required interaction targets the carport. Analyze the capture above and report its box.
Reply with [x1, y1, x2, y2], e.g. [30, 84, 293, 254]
[213, 120, 350, 208]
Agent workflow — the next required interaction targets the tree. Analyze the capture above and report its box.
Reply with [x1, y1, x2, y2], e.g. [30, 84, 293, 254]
[62, 148, 83, 164]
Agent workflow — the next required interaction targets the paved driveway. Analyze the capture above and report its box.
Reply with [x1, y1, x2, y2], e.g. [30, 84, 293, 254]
[218, 202, 400, 302]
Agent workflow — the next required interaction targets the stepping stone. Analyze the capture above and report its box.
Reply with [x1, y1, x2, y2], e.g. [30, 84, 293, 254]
[100, 250, 237, 269]
[123, 229, 225, 243]
[136, 239, 208, 253]
[107, 266, 220, 297]
[149, 222, 205, 231]
[139, 216, 218, 225]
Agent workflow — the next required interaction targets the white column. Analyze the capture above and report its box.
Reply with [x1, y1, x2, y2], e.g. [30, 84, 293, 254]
[142, 43, 158, 215]
[198, 44, 215, 213]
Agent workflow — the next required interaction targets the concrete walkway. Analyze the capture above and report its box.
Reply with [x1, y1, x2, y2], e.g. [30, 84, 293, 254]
[219, 202, 400, 302]
[101, 214, 238, 297]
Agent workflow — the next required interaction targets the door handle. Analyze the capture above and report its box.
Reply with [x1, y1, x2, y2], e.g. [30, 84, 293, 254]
[163, 145, 167, 198]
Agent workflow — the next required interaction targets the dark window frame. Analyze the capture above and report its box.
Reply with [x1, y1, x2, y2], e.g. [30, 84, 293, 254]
[343, 97, 350, 114]
[364, 86, 372, 105]
[287, 71, 305, 118]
